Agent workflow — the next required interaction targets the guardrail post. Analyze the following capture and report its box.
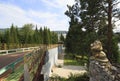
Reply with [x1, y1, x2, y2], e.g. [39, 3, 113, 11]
[6, 50, 8, 54]
[24, 54, 30, 81]
[23, 48, 25, 52]
[16, 49, 18, 53]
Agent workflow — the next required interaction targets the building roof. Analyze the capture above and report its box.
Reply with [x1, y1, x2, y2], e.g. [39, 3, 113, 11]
[53, 31, 68, 34]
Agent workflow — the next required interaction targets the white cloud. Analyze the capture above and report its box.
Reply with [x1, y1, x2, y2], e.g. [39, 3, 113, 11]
[113, 1, 120, 32]
[0, 0, 119, 31]
[113, 20, 120, 32]
[28, 10, 59, 19]
[41, 0, 75, 10]
[43, 0, 75, 30]
[27, 10, 69, 30]
[40, 16, 69, 30]
[0, 2, 71, 30]
[0, 3, 37, 28]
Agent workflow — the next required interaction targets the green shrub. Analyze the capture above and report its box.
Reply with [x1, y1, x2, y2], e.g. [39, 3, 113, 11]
[67, 73, 89, 81]
[50, 73, 89, 81]
[64, 53, 88, 66]
[50, 74, 66, 81]
[57, 65, 62, 68]
[118, 50, 120, 63]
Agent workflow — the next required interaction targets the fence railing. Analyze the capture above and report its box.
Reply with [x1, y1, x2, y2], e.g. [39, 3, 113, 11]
[0, 47, 39, 55]
[0, 57, 23, 75]
[0, 46, 40, 81]
[24, 48, 45, 81]
[0, 45, 61, 81]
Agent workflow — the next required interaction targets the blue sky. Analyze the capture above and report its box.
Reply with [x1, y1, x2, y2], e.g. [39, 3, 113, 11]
[0, 0, 75, 31]
[0, 0, 120, 31]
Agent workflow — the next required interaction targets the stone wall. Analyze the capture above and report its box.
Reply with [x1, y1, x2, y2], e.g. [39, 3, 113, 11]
[89, 40, 120, 81]
[89, 59, 120, 81]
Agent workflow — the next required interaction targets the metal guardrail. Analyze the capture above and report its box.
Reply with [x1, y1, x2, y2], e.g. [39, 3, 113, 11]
[0, 47, 39, 55]
[24, 48, 45, 81]
[0, 57, 23, 75]
[0, 47, 39, 76]
[0, 45, 60, 81]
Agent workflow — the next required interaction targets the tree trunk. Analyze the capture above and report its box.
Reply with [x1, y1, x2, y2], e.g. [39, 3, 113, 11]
[107, 0, 113, 62]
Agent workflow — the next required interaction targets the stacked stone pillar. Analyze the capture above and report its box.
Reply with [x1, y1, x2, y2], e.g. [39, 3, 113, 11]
[89, 40, 120, 81]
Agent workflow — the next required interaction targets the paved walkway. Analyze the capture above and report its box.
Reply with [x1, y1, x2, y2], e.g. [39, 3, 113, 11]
[50, 59, 87, 78]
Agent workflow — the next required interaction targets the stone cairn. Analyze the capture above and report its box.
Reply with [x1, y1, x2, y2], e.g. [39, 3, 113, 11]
[89, 40, 120, 81]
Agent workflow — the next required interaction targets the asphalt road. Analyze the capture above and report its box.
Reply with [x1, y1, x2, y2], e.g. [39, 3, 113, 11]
[0, 52, 29, 69]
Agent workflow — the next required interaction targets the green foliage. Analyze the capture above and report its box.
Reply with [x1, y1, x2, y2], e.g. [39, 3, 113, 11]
[64, 54, 88, 66]
[98, 32, 120, 63]
[118, 51, 120, 63]
[33, 26, 40, 44]
[43, 27, 50, 45]
[0, 24, 58, 50]
[115, 33, 120, 42]
[111, 36, 120, 63]
[65, 1, 99, 56]
[67, 73, 89, 81]
[39, 27, 43, 44]
[20, 24, 34, 46]
[50, 73, 89, 81]
[65, 22, 86, 55]
[60, 34, 65, 43]
[9, 24, 19, 44]
[50, 74, 66, 81]
[51, 32, 58, 44]
[65, 0, 120, 63]
[64, 59, 87, 66]
[3, 24, 19, 49]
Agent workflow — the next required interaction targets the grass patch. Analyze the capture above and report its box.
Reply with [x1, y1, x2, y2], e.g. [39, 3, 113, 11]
[64, 53, 88, 66]
[4, 64, 24, 81]
[64, 59, 80, 65]
[64, 59, 87, 66]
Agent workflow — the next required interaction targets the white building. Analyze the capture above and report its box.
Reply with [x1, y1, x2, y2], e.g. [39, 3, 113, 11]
[53, 31, 67, 41]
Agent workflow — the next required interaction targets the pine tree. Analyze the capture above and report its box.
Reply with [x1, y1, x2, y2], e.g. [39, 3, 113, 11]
[51, 32, 58, 44]
[106, 0, 120, 62]
[34, 26, 40, 44]
[39, 27, 43, 44]
[10, 24, 15, 43]
[4, 29, 10, 49]
[60, 34, 65, 43]
[9, 24, 19, 48]
[65, 0, 120, 62]
[48, 29, 52, 44]
[21, 24, 34, 47]
[65, 3, 86, 55]
[43, 27, 50, 45]
[96, 0, 120, 62]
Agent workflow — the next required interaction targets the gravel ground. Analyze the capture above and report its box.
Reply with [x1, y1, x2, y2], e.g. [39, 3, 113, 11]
[50, 59, 87, 78]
